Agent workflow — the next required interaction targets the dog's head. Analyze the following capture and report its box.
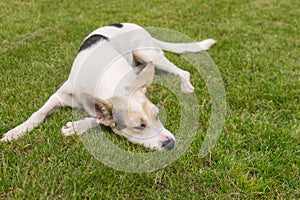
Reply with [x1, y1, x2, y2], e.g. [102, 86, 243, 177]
[83, 63, 175, 150]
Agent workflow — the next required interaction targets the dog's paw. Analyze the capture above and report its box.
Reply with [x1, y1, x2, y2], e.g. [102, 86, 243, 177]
[181, 81, 194, 93]
[1, 129, 24, 142]
[180, 72, 194, 93]
[61, 122, 77, 136]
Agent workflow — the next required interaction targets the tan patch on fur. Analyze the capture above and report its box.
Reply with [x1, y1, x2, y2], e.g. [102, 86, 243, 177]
[141, 99, 161, 128]
[125, 111, 145, 127]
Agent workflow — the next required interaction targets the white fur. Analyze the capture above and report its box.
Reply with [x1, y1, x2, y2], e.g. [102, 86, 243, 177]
[1, 23, 215, 150]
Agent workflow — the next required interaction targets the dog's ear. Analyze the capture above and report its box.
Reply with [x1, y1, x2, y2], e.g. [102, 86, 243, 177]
[130, 62, 155, 93]
[81, 94, 114, 126]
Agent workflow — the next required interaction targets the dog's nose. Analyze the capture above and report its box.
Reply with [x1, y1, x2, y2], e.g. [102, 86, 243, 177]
[162, 138, 175, 150]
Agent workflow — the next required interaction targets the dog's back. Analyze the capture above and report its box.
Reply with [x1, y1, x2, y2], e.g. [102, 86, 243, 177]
[85, 23, 144, 40]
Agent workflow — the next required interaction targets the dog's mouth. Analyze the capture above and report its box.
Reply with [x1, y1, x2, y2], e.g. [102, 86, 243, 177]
[116, 128, 176, 151]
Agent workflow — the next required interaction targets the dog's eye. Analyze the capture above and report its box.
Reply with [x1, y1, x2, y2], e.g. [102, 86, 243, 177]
[134, 123, 146, 130]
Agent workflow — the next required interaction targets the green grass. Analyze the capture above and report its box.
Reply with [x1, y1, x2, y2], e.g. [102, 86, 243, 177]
[1, 0, 299, 199]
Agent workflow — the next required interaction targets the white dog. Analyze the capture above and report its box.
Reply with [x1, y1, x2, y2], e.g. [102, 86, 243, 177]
[1, 23, 215, 150]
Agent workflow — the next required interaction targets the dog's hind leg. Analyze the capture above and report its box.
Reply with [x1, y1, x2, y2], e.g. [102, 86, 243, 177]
[133, 49, 195, 93]
[1, 82, 73, 142]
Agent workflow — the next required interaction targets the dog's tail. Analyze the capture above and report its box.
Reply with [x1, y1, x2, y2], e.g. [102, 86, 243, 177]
[153, 38, 216, 55]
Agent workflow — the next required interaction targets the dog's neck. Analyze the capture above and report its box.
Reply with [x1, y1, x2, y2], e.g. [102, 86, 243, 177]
[107, 68, 137, 98]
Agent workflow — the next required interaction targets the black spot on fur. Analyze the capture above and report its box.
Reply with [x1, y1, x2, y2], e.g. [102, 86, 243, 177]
[108, 23, 123, 28]
[78, 34, 109, 53]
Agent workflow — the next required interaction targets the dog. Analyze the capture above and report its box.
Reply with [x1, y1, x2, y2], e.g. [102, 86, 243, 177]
[1, 23, 215, 150]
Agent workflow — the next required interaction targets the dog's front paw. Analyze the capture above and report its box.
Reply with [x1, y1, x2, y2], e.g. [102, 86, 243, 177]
[180, 72, 194, 93]
[61, 122, 77, 136]
[1, 129, 24, 142]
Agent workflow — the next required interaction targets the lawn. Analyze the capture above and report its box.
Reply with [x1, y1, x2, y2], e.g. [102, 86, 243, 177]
[0, 0, 299, 199]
